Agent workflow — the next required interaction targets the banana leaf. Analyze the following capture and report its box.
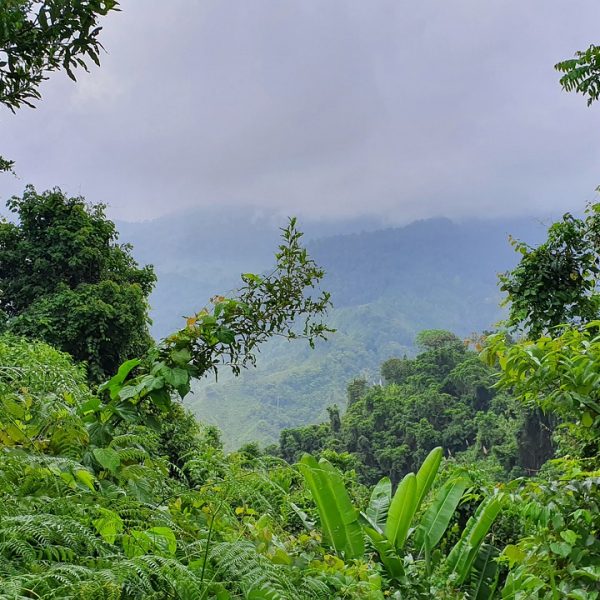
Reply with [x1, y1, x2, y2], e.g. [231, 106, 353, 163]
[385, 472, 417, 551]
[364, 526, 404, 580]
[468, 543, 500, 600]
[415, 446, 443, 512]
[412, 477, 469, 551]
[446, 495, 503, 585]
[299, 454, 365, 559]
[362, 476, 392, 533]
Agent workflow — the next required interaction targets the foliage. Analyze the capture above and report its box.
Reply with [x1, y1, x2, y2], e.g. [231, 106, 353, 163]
[300, 447, 504, 598]
[556, 44, 600, 106]
[162, 215, 535, 448]
[499, 204, 600, 338]
[279, 333, 542, 484]
[0, 0, 118, 111]
[0, 186, 156, 382]
[483, 324, 600, 460]
[0, 0, 117, 173]
[89, 217, 333, 444]
[482, 314, 600, 598]
[500, 463, 600, 600]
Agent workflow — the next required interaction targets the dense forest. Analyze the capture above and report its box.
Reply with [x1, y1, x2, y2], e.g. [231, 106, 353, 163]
[1, 2, 600, 599]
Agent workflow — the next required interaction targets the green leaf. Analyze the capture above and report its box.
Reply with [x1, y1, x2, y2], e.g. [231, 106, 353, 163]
[93, 447, 121, 473]
[560, 529, 578, 545]
[299, 454, 365, 559]
[364, 526, 404, 580]
[146, 526, 177, 556]
[582, 411, 594, 427]
[502, 544, 526, 567]
[550, 541, 572, 557]
[75, 469, 96, 492]
[414, 446, 443, 512]
[170, 348, 192, 366]
[468, 544, 499, 600]
[98, 358, 141, 400]
[385, 472, 417, 551]
[364, 477, 392, 533]
[447, 495, 503, 585]
[413, 477, 469, 551]
[215, 327, 236, 344]
[94, 509, 123, 544]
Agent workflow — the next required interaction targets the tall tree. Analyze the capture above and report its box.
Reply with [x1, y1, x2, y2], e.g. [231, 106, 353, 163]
[0, 186, 156, 382]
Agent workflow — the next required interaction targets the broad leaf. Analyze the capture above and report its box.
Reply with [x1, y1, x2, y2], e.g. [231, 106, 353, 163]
[447, 495, 503, 585]
[415, 446, 443, 512]
[468, 543, 499, 600]
[93, 447, 121, 473]
[364, 526, 404, 580]
[363, 476, 392, 533]
[413, 477, 469, 551]
[299, 455, 365, 559]
[385, 472, 417, 550]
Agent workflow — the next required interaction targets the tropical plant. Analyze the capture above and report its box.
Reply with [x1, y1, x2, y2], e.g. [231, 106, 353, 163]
[299, 447, 504, 597]
[556, 44, 600, 106]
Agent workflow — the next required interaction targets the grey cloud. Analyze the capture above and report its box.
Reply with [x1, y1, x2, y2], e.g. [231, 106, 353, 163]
[1, 0, 600, 222]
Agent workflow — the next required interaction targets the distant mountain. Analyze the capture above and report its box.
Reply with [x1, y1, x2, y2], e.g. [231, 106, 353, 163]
[117, 207, 385, 338]
[119, 209, 547, 448]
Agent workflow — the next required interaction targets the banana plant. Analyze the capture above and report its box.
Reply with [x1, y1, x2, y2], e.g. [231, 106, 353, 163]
[299, 446, 503, 593]
[446, 494, 504, 585]
[298, 454, 365, 559]
[413, 476, 470, 552]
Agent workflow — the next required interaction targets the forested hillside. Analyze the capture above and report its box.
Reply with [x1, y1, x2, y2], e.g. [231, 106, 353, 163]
[122, 214, 545, 446]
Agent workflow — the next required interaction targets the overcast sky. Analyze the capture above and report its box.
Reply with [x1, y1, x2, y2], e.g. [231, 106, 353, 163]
[1, 1, 600, 223]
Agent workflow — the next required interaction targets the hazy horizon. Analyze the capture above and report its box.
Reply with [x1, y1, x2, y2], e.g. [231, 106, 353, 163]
[2, 1, 600, 224]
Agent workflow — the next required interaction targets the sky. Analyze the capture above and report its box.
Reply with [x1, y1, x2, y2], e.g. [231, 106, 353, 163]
[1, 0, 600, 223]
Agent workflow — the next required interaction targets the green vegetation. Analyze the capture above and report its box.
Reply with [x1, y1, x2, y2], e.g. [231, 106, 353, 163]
[1, 201, 600, 597]
[1, 9, 599, 598]
[277, 331, 550, 484]
[0, 187, 156, 382]
[182, 217, 543, 447]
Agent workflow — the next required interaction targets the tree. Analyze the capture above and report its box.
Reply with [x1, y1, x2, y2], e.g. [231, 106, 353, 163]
[556, 44, 600, 106]
[415, 329, 461, 352]
[0, 186, 156, 381]
[380, 356, 413, 385]
[346, 377, 368, 406]
[0, 0, 118, 170]
[499, 204, 600, 338]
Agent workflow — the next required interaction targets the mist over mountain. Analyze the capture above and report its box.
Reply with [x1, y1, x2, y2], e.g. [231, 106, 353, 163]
[120, 209, 547, 447]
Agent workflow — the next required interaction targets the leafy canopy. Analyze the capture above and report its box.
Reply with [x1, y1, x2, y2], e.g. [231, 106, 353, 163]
[556, 44, 600, 106]
[499, 204, 600, 338]
[0, 186, 156, 382]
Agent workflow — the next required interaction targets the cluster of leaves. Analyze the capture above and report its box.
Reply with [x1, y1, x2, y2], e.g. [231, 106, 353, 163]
[299, 447, 506, 598]
[0, 334, 346, 598]
[277, 331, 546, 485]
[499, 204, 600, 339]
[0, 332, 514, 599]
[0, 0, 119, 111]
[481, 325, 600, 599]
[0, 1, 118, 172]
[0, 186, 156, 382]
[556, 45, 600, 106]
